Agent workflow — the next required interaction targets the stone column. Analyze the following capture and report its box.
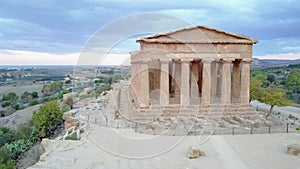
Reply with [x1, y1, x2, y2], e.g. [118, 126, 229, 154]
[180, 59, 191, 106]
[240, 59, 252, 105]
[231, 60, 240, 103]
[191, 61, 199, 98]
[174, 61, 181, 103]
[221, 58, 234, 105]
[201, 59, 213, 106]
[139, 60, 150, 108]
[216, 62, 222, 97]
[211, 61, 217, 100]
[160, 59, 170, 106]
[130, 61, 139, 98]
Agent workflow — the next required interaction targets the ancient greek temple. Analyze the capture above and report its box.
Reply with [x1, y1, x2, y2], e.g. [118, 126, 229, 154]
[130, 25, 258, 110]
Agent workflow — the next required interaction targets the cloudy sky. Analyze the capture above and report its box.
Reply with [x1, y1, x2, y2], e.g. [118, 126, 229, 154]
[0, 0, 300, 65]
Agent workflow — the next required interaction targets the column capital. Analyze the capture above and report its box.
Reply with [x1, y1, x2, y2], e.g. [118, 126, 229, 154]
[221, 58, 235, 63]
[139, 59, 151, 64]
[241, 58, 252, 63]
[180, 58, 193, 63]
[159, 59, 171, 63]
[202, 58, 214, 63]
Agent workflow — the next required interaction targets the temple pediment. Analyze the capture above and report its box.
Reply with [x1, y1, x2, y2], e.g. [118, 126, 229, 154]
[137, 25, 258, 44]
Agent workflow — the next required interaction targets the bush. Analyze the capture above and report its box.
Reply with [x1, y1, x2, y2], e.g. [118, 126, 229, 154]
[65, 132, 79, 140]
[0, 160, 15, 169]
[15, 123, 39, 142]
[29, 100, 39, 106]
[11, 104, 20, 110]
[31, 100, 63, 138]
[4, 139, 33, 159]
[1, 101, 10, 108]
[0, 147, 15, 169]
[0, 128, 15, 147]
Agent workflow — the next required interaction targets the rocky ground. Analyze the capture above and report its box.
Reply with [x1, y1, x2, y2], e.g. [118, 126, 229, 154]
[0, 104, 40, 130]
[28, 124, 300, 169]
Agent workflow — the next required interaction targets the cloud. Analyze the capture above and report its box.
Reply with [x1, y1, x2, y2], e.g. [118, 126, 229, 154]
[0, 50, 130, 65]
[0, 0, 299, 58]
[254, 52, 300, 60]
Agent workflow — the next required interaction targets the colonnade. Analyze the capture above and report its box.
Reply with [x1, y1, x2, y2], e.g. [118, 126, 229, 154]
[131, 58, 251, 108]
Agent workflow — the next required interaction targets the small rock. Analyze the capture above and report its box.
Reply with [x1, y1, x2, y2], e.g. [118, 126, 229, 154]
[287, 144, 300, 156]
[186, 146, 205, 159]
[265, 113, 272, 119]
[233, 116, 244, 124]
[253, 122, 260, 128]
[218, 120, 226, 128]
[145, 124, 154, 131]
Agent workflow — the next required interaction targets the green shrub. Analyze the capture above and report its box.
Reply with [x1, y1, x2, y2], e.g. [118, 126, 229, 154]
[65, 132, 79, 140]
[29, 100, 39, 106]
[31, 100, 63, 138]
[0, 147, 12, 164]
[1, 101, 10, 108]
[0, 159, 15, 169]
[15, 123, 39, 142]
[5, 139, 33, 159]
[11, 104, 20, 110]
[0, 128, 15, 147]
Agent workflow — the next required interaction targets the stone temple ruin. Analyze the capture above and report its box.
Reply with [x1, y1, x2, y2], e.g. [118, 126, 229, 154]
[129, 25, 257, 115]
[109, 25, 277, 134]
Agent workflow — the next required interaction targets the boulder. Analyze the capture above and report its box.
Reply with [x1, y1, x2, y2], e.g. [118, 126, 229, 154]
[287, 144, 300, 156]
[63, 111, 80, 130]
[186, 146, 205, 159]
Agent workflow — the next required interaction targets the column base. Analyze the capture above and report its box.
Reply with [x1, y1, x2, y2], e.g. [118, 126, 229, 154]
[139, 104, 150, 109]
[201, 103, 211, 108]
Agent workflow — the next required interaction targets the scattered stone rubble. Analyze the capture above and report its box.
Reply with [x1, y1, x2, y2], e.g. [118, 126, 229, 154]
[186, 146, 205, 159]
[287, 144, 300, 156]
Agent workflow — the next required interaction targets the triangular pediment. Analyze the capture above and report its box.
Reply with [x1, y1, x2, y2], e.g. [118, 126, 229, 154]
[137, 25, 258, 44]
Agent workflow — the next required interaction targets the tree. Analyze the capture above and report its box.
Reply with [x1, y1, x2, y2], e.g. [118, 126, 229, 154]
[2, 92, 18, 102]
[64, 79, 71, 84]
[31, 100, 63, 138]
[21, 91, 32, 103]
[2, 92, 18, 107]
[250, 77, 263, 101]
[267, 74, 276, 83]
[286, 71, 300, 94]
[259, 84, 290, 113]
[41, 85, 51, 97]
[31, 92, 38, 98]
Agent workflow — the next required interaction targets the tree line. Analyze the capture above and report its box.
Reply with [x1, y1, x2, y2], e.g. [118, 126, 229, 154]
[250, 68, 300, 113]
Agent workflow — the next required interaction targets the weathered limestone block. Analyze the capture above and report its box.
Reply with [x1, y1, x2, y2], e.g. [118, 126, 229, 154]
[287, 144, 300, 156]
[186, 146, 205, 159]
[63, 111, 80, 130]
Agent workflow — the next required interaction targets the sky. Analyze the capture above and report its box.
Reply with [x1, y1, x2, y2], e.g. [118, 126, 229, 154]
[0, 0, 300, 65]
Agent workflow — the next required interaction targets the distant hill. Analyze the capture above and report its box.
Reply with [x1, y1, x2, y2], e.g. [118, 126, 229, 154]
[251, 58, 300, 68]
